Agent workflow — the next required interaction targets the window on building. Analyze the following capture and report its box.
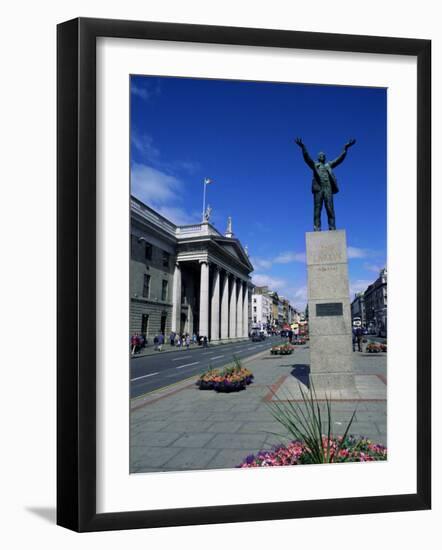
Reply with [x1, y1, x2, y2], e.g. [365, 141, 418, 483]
[142, 274, 151, 298]
[253, 306, 257, 312]
[145, 242, 153, 260]
[141, 314, 149, 338]
[160, 312, 167, 334]
[161, 279, 168, 301]
[162, 251, 170, 267]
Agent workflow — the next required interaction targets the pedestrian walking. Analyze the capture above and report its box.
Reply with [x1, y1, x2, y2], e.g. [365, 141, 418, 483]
[158, 333, 164, 351]
[185, 334, 190, 350]
[130, 334, 137, 356]
[203, 335, 208, 348]
[356, 327, 363, 352]
[153, 335, 159, 351]
[352, 328, 357, 352]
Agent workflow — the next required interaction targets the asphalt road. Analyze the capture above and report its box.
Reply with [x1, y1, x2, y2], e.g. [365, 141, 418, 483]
[130, 335, 281, 399]
[366, 335, 387, 344]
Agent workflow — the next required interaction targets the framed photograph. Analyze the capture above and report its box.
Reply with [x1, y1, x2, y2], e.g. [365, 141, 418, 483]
[57, 17, 431, 532]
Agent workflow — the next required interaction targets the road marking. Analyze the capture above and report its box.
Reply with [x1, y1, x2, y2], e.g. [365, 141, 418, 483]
[211, 355, 225, 360]
[172, 355, 192, 361]
[201, 351, 214, 355]
[247, 346, 255, 350]
[176, 361, 200, 369]
[130, 372, 159, 382]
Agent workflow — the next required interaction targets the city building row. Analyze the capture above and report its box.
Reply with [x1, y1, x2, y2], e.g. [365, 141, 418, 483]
[251, 286, 303, 330]
[350, 268, 387, 336]
[130, 196, 254, 342]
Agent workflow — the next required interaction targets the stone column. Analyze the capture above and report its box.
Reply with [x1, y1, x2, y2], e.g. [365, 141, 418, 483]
[236, 279, 243, 337]
[229, 276, 237, 338]
[220, 271, 229, 340]
[210, 265, 220, 341]
[199, 260, 209, 338]
[171, 262, 181, 333]
[243, 283, 249, 337]
[187, 304, 193, 335]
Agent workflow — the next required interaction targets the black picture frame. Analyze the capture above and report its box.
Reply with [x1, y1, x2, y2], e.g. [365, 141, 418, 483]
[57, 17, 431, 532]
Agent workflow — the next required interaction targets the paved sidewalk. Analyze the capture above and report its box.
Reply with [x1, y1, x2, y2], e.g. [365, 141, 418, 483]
[130, 345, 387, 473]
[131, 337, 248, 358]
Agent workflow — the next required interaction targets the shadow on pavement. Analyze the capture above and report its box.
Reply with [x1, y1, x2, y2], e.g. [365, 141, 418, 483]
[290, 364, 311, 388]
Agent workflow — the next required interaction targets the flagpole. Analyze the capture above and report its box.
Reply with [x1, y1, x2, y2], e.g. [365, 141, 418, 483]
[202, 179, 207, 222]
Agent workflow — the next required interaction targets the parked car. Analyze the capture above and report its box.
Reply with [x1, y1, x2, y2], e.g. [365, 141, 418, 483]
[251, 331, 265, 342]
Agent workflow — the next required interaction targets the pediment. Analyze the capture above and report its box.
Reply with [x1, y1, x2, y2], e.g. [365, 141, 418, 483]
[213, 237, 253, 271]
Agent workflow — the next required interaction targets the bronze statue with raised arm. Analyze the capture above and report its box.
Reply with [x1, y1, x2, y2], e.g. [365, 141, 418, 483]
[295, 137, 356, 231]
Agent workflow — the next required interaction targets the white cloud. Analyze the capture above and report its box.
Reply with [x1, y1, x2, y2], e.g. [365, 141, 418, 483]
[363, 262, 385, 273]
[252, 246, 379, 269]
[155, 205, 198, 226]
[131, 163, 200, 226]
[131, 163, 182, 205]
[349, 279, 373, 297]
[131, 81, 161, 102]
[250, 250, 305, 271]
[252, 273, 287, 289]
[176, 160, 201, 175]
[251, 274, 307, 311]
[347, 246, 369, 259]
[274, 251, 306, 264]
[250, 257, 273, 270]
[131, 133, 160, 161]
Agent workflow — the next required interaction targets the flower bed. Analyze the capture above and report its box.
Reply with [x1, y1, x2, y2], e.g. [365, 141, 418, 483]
[293, 338, 306, 345]
[238, 436, 387, 467]
[366, 342, 382, 353]
[270, 343, 295, 355]
[197, 364, 254, 392]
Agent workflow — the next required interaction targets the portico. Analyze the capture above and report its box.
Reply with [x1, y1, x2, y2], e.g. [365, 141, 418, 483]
[174, 222, 253, 341]
[175, 256, 253, 342]
[131, 197, 254, 342]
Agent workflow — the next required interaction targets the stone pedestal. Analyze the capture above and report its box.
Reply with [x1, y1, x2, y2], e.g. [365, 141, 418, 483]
[306, 230, 355, 391]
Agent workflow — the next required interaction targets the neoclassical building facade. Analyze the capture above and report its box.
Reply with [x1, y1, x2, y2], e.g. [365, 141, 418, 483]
[130, 197, 254, 341]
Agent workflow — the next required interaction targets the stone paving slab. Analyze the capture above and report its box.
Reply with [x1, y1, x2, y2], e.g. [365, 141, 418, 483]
[271, 372, 386, 402]
[130, 346, 387, 473]
[162, 448, 220, 470]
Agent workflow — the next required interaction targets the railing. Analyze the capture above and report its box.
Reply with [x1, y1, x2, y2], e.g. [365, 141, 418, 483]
[131, 200, 176, 235]
[131, 199, 223, 239]
[176, 225, 202, 235]
[176, 222, 222, 238]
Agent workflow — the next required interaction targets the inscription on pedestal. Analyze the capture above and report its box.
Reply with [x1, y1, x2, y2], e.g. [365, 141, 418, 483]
[316, 302, 343, 317]
[310, 247, 343, 264]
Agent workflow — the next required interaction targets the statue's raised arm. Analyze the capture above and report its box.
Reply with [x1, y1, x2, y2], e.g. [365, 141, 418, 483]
[294, 137, 315, 169]
[329, 138, 356, 168]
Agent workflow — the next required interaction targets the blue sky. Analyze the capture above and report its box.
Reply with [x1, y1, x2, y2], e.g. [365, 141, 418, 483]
[130, 75, 387, 310]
